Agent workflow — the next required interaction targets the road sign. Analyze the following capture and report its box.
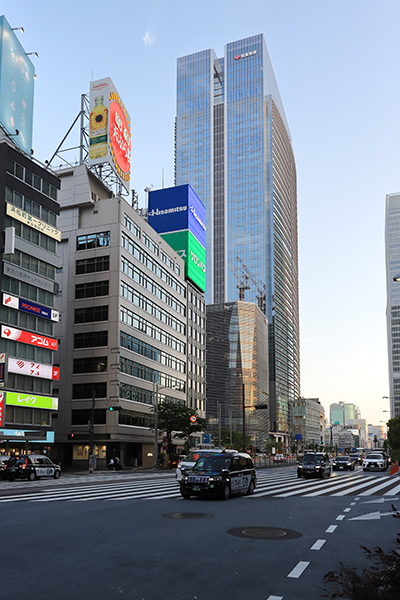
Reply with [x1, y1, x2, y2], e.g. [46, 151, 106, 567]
[295, 434, 302, 440]
[189, 415, 197, 423]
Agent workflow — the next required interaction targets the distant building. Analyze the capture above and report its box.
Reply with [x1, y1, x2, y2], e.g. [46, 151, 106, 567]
[291, 398, 325, 451]
[385, 192, 400, 418]
[329, 401, 357, 425]
[206, 301, 269, 451]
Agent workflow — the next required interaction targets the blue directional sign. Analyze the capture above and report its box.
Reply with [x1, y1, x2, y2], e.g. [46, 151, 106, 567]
[295, 434, 302, 440]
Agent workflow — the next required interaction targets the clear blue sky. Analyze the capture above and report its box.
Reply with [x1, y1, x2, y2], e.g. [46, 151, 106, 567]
[5, 0, 400, 426]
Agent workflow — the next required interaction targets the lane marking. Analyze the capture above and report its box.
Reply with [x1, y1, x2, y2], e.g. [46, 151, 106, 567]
[358, 478, 396, 496]
[331, 477, 392, 496]
[343, 508, 351, 512]
[384, 482, 400, 495]
[311, 539, 326, 550]
[350, 502, 356, 505]
[287, 561, 310, 578]
[267, 596, 283, 600]
[325, 525, 337, 533]
[336, 515, 345, 521]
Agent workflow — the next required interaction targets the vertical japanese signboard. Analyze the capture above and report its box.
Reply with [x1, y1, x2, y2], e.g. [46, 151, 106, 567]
[0, 392, 3, 426]
[88, 77, 131, 192]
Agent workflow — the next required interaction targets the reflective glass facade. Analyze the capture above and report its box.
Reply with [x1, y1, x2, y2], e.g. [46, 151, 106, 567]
[385, 193, 400, 417]
[206, 301, 269, 447]
[176, 35, 300, 434]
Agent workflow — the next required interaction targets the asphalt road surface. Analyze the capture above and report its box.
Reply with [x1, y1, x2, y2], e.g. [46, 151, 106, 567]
[1, 466, 399, 600]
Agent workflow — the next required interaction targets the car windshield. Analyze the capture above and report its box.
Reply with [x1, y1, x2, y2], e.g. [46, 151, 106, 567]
[193, 455, 232, 472]
[303, 456, 323, 464]
[336, 457, 350, 462]
[366, 454, 383, 459]
[183, 452, 207, 463]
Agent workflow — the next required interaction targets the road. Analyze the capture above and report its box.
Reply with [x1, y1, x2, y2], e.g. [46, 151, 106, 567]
[1, 465, 399, 600]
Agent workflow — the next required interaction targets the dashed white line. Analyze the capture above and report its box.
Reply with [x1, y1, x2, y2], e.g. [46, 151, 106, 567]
[310, 539, 326, 550]
[325, 525, 337, 533]
[287, 561, 310, 578]
[267, 596, 283, 600]
[336, 515, 345, 521]
[343, 508, 351, 512]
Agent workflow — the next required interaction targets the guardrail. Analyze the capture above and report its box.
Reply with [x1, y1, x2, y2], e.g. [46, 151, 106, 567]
[253, 456, 298, 469]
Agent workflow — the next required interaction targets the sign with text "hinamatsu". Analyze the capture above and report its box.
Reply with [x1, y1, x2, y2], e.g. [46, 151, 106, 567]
[1, 326, 58, 351]
[8, 358, 59, 381]
[3, 293, 59, 322]
[5, 392, 58, 410]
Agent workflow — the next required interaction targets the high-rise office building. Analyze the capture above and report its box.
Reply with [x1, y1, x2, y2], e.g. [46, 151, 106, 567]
[175, 34, 299, 436]
[385, 192, 400, 418]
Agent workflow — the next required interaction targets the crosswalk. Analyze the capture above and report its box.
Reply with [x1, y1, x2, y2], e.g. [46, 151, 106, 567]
[1, 468, 400, 503]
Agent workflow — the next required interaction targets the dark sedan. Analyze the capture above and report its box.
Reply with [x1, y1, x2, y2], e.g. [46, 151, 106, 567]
[332, 456, 355, 471]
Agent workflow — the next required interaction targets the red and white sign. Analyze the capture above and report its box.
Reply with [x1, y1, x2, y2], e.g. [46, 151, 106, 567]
[0, 392, 4, 427]
[1, 326, 58, 351]
[8, 358, 60, 381]
[189, 415, 197, 423]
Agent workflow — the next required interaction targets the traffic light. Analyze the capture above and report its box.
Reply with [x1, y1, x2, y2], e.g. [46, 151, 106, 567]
[108, 406, 122, 411]
[68, 431, 75, 441]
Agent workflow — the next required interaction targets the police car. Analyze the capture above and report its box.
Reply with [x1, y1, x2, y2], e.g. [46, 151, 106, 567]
[2, 455, 61, 481]
[180, 450, 256, 500]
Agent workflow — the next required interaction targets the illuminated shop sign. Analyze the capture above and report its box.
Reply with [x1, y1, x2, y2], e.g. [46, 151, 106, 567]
[88, 77, 131, 193]
[3, 293, 59, 322]
[1, 325, 58, 350]
[8, 357, 59, 381]
[5, 391, 58, 410]
[0, 392, 4, 427]
[160, 230, 206, 293]
[6, 204, 61, 241]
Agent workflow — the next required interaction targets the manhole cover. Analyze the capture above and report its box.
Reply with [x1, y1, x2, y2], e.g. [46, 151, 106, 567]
[162, 512, 214, 519]
[228, 526, 302, 540]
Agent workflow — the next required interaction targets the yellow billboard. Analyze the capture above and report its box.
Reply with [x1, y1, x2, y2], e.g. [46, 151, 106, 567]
[88, 77, 131, 192]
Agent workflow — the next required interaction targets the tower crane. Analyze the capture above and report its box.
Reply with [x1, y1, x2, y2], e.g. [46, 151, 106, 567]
[235, 256, 267, 313]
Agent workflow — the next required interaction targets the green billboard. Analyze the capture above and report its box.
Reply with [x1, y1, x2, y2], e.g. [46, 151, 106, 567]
[161, 230, 206, 292]
[5, 391, 58, 410]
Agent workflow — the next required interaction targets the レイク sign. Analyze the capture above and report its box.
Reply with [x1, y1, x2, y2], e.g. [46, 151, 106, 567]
[5, 392, 58, 410]
[1, 326, 58, 350]
[8, 358, 60, 381]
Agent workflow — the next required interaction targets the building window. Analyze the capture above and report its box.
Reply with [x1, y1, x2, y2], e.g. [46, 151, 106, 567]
[74, 306, 109, 324]
[73, 357, 107, 374]
[6, 186, 58, 222]
[74, 331, 108, 349]
[75, 280, 109, 299]
[72, 382, 107, 399]
[76, 256, 110, 275]
[76, 231, 110, 251]
[71, 409, 106, 425]
[3, 250, 55, 280]
[1, 277, 54, 308]
[6, 163, 58, 201]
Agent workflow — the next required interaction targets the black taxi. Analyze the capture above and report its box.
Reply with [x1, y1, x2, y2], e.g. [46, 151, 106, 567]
[180, 450, 256, 500]
[1, 455, 61, 481]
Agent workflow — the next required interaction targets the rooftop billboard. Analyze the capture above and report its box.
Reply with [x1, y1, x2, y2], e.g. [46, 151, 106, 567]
[161, 230, 206, 292]
[88, 77, 131, 192]
[0, 15, 35, 153]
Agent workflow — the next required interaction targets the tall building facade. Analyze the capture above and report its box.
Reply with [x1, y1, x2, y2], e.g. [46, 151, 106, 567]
[206, 301, 269, 450]
[0, 132, 61, 454]
[329, 401, 357, 425]
[175, 34, 300, 437]
[385, 192, 400, 417]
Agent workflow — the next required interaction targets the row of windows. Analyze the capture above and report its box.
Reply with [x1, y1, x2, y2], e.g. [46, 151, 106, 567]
[119, 381, 183, 406]
[120, 306, 186, 354]
[77, 231, 110, 251]
[4, 405, 52, 426]
[74, 331, 108, 349]
[75, 306, 109, 324]
[120, 331, 186, 373]
[0, 306, 54, 336]
[72, 382, 107, 399]
[6, 186, 57, 225]
[1, 276, 54, 308]
[119, 356, 185, 391]
[3, 249, 55, 281]
[6, 373, 52, 395]
[7, 160, 58, 201]
[75, 280, 109, 299]
[76, 256, 109, 275]
[121, 284, 185, 335]
[121, 269, 185, 316]
[5, 215, 57, 253]
[118, 410, 153, 428]
[121, 233, 185, 297]
[0, 338, 53, 365]
[124, 214, 180, 275]
[72, 408, 106, 425]
[73, 357, 107, 374]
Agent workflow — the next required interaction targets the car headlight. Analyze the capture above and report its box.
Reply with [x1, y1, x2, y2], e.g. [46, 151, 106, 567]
[209, 476, 222, 482]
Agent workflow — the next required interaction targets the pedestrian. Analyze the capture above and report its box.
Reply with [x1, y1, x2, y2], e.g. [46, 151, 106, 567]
[107, 458, 114, 470]
[114, 457, 122, 470]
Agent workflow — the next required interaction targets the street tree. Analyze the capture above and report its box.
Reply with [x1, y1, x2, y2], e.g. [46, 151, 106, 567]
[211, 428, 252, 450]
[387, 416, 400, 451]
[156, 402, 206, 452]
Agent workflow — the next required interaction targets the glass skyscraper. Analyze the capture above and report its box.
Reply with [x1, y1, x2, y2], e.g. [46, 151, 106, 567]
[175, 34, 300, 436]
[385, 192, 400, 418]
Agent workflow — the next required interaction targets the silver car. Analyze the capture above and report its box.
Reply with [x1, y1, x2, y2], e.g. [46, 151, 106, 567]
[362, 453, 388, 472]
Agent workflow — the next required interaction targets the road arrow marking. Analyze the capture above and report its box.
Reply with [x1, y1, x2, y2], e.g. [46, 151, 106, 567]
[362, 497, 399, 504]
[349, 511, 397, 521]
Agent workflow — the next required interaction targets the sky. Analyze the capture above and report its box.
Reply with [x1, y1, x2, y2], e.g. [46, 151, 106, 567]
[4, 0, 400, 426]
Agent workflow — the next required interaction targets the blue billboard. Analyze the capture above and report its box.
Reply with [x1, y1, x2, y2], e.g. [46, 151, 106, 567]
[0, 16, 35, 153]
[148, 185, 206, 249]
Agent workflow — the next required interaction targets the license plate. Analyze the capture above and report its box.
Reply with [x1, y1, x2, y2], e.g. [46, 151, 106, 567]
[339, 466, 343, 469]
[192, 486, 201, 491]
